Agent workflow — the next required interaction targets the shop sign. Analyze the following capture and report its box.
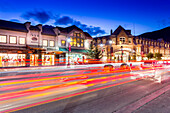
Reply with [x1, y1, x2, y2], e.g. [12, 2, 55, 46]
[31, 37, 38, 43]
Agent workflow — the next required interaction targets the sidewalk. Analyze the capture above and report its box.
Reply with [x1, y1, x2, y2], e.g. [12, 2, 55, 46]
[0, 62, 143, 73]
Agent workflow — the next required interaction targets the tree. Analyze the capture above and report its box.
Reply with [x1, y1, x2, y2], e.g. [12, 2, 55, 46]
[88, 41, 95, 58]
[94, 46, 102, 59]
[88, 42, 102, 59]
[154, 53, 162, 60]
[146, 53, 154, 60]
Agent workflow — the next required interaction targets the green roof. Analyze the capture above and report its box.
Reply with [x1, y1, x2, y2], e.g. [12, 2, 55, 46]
[59, 47, 88, 53]
[71, 49, 88, 53]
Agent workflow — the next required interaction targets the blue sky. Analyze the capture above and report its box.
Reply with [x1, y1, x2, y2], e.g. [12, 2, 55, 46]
[0, 0, 170, 37]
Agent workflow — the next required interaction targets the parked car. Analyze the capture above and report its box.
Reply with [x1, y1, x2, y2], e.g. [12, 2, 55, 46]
[104, 64, 114, 71]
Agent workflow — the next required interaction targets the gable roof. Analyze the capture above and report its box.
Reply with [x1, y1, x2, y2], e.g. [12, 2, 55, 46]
[65, 25, 83, 33]
[84, 32, 92, 39]
[0, 19, 28, 32]
[112, 25, 131, 35]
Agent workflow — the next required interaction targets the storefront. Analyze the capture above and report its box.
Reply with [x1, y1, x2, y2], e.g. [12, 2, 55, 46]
[30, 54, 38, 66]
[0, 53, 26, 67]
[42, 54, 55, 66]
[66, 49, 88, 65]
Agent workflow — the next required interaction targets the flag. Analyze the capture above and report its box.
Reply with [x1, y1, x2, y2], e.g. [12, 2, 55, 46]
[69, 44, 71, 52]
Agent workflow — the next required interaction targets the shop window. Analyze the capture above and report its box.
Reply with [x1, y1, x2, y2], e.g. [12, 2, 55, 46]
[61, 40, 66, 46]
[50, 40, 55, 47]
[43, 40, 48, 46]
[19, 37, 25, 44]
[10, 36, 17, 44]
[0, 35, 7, 43]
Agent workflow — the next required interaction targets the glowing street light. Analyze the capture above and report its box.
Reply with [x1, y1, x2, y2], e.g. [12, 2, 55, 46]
[67, 38, 71, 66]
[109, 40, 112, 61]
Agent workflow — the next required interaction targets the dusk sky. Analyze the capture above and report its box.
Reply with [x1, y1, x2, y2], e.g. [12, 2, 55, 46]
[0, 0, 170, 37]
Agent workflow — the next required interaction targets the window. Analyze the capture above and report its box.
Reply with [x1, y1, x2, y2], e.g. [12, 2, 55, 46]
[61, 40, 66, 46]
[119, 37, 125, 44]
[19, 37, 25, 44]
[97, 39, 101, 44]
[77, 38, 80, 47]
[74, 38, 76, 46]
[128, 38, 131, 43]
[77, 43, 80, 47]
[74, 33, 81, 37]
[0, 35, 7, 43]
[77, 33, 80, 37]
[70, 37, 73, 46]
[10, 36, 17, 44]
[81, 39, 84, 47]
[49, 41, 54, 47]
[43, 40, 48, 46]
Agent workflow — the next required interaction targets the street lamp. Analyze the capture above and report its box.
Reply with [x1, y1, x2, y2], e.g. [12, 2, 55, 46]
[109, 40, 112, 61]
[121, 46, 123, 62]
[67, 38, 71, 66]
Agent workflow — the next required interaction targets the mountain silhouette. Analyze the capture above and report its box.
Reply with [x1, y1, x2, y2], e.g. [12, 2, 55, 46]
[139, 26, 170, 42]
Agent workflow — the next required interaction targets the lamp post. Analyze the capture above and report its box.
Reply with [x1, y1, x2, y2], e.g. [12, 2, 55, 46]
[121, 46, 123, 62]
[67, 38, 71, 66]
[109, 40, 112, 61]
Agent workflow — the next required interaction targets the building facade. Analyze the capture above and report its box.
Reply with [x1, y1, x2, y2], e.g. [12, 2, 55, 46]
[93, 26, 170, 62]
[0, 19, 92, 67]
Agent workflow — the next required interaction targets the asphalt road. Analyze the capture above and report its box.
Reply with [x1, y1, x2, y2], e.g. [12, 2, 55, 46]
[0, 65, 169, 113]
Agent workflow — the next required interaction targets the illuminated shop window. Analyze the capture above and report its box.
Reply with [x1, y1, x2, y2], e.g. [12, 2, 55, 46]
[43, 40, 48, 46]
[50, 40, 54, 47]
[19, 37, 25, 44]
[61, 40, 66, 46]
[0, 35, 7, 43]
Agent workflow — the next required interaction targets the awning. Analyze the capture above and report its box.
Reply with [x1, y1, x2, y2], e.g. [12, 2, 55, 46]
[70, 49, 88, 53]
[26, 45, 46, 51]
[59, 47, 68, 52]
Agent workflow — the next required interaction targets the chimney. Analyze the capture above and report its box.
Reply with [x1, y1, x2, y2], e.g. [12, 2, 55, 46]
[110, 29, 113, 35]
[126, 30, 131, 35]
[24, 22, 31, 30]
[36, 24, 42, 32]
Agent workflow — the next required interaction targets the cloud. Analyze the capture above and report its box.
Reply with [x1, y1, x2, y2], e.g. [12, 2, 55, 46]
[54, 16, 74, 25]
[21, 10, 52, 24]
[10, 19, 21, 23]
[21, 10, 106, 36]
[54, 15, 106, 36]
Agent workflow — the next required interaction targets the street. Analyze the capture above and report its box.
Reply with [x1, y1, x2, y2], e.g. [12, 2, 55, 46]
[0, 65, 170, 113]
